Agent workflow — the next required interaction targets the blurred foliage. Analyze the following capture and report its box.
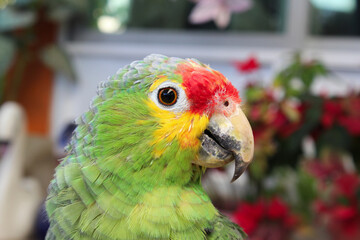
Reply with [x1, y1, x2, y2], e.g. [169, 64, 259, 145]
[0, 0, 87, 103]
[274, 53, 329, 97]
[243, 53, 359, 175]
[230, 53, 360, 239]
[294, 169, 317, 221]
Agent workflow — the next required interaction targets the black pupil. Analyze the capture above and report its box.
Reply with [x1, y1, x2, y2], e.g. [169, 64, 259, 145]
[160, 88, 176, 104]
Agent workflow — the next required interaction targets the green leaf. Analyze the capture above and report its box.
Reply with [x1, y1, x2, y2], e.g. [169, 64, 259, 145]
[245, 87, 265, 101]
[296, 170, 317, 221]
[313, 62, 329, 76]
[0, 35, 15, 76]
[317, 125, 351, 151]
[300, 96, 323, 130]
[0, 7, 36, 31]
[273, 52, 330, 97]
[300, 70, 314, 89]
[0, 35, 16, 103]
[40, 44, 77, 82]
[47, 7, 74, 22]
[0, 0, 13, 9]
[63, 0, 89, 12]
[273, 75, 282, 87]
[49, 0, 89, 13]
[249, 158, 267, 181]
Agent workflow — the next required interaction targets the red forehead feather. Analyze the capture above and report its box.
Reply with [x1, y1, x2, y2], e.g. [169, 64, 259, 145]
[176, 62, 241, 114]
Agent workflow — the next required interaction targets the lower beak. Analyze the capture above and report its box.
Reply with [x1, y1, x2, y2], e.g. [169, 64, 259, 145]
[193, 106, 254, 182]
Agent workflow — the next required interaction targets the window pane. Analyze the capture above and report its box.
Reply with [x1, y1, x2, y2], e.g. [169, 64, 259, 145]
[88, 0, 287, 34]
[310, 0, 360, 36]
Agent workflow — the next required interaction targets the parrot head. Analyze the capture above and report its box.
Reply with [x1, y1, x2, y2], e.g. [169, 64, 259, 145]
[93, 54, 254, 184]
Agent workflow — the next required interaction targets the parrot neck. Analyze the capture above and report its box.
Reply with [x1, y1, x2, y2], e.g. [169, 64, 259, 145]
[85, 154, 218, 238]
[112, 162, 218, 238]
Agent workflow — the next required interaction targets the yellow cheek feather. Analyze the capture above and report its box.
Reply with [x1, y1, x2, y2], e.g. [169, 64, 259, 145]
[146, 99, 209, 151]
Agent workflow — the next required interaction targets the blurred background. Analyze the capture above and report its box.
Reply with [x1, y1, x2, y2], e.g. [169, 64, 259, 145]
[0, 0, 360, 239]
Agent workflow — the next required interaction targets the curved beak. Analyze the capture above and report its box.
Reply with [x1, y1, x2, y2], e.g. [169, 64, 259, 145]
[193, 105, 254, 182]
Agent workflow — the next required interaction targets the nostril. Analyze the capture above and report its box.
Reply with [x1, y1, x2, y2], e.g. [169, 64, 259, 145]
[224, 101, 229, 107]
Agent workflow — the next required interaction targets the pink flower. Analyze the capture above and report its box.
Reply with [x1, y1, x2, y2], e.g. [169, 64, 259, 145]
[189, 0, 253, 29]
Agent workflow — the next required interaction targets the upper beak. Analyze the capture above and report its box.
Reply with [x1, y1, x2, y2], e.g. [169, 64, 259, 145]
[193, 105, 254, 182]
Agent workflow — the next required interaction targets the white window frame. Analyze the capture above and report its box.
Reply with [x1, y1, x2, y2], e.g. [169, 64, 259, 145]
[63, 0, 360, 71]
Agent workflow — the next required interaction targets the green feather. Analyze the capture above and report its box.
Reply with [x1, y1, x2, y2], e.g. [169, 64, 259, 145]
[46, 54, 246, 239]
[207, 214, 247, 240]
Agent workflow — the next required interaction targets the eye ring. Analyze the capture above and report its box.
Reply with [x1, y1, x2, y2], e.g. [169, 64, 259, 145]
[158, 87, 178, 106]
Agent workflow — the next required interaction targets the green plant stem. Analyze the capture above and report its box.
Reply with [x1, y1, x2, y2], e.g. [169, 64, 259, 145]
[9, 49, 30, 101]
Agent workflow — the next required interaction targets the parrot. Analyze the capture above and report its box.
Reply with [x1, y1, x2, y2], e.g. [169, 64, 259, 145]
[46, 54, 254, 240]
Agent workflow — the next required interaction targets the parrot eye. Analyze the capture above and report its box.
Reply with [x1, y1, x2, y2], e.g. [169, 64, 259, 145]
[149, 80, 188, 112]
[158, 87, 178, 106]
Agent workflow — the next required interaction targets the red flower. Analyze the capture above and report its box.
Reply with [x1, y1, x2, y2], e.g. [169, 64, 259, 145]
[321, 96, 360, 136]
[316, 204, 360, 240]
[271, 110, 287, 130]
[252, 126, 269, 141]
[232, 200, 266, 234]
[304, 158, 346, 183]
[232, 197, 298, 239]
[249, 104, 263, 121]
[272, 103, 305, 138]
[314, 173, 360, 240]
[314, 200, 328, 214]
[321, 100, 343, 128]
[267, 197, 289, 220]
[234, 56, 260, 73]
[338, 116, 360, 135]
[334, 174, 360, 200]
[332, 205, 357, 220]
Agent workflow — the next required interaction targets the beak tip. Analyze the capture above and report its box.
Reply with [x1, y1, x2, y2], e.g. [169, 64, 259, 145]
[230, 167, 246, 183]
[231, 154, 248, 183]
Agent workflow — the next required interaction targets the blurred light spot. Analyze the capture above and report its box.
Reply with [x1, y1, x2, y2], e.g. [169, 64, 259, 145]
[311, 0, 356, 13]
[97, 16, 121, 33]
[107, 0, 130, 9]
[290, 78, 305, 91]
